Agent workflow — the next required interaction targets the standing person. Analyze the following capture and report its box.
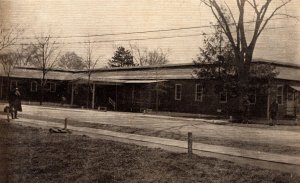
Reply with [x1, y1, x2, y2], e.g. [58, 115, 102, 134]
[242, 95, 251, 123]
[270, 100, 278, 126]
[8, 87, 22, 119]
[61, 95, 66, 106]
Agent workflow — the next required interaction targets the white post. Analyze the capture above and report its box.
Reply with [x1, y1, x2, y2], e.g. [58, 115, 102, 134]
[92, 83, 95, 109]
[71, 84, 74, 105]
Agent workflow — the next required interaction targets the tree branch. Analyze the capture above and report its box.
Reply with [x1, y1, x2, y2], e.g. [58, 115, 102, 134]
[256, 0, 292, 40]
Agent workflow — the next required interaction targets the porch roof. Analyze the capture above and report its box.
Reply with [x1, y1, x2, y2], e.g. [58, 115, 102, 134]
[290, 85, 300, 91]
[72, 77, 166, 85]
[0, 67, 76, 81]
[275, 66, 300, 81]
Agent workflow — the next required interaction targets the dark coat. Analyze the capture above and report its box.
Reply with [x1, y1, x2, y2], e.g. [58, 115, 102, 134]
[8, 89, 22, 112]
[270, 101, 278, 113]
[270, 101, 278, 119]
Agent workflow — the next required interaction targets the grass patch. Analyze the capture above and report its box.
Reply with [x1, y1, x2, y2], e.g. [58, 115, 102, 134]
[1, 122, 300, 182]
[20, 114, 300, 156]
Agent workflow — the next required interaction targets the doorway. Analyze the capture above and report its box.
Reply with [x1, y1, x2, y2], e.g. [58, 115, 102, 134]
[286, 86, 296, 116]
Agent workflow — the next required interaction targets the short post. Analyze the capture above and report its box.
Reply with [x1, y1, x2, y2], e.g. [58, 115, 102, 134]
[6, 110, 10, 122]
[188, 132, 193, 158]
[64, 118, 68, 129]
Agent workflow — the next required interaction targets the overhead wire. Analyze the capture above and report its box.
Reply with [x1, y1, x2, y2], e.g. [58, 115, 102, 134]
[16, 17, 293, 40]
[12, 24, 297, 46]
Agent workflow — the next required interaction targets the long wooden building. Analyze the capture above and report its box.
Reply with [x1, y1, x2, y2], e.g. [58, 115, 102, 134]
[0, 59, 300, 119]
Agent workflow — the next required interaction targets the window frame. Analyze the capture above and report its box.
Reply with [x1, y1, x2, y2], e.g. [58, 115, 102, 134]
[49, 82, 56, 92]
[248, 88, 256, 104]
[10, 80, 18, 91]
[30, 81, 38, 92]
[174, 84, 182, 101]
[287, 87, 294, 102]
[219, 91, 227, 103]
[195, 84, 203, 102]
[277, 85, 284, 105]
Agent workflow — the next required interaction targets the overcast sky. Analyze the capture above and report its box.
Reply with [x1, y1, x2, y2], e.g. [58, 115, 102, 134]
[1, 0, 300, 67]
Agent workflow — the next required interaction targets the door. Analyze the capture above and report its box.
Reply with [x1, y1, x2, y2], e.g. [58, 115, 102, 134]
[296, 92, 300, 116]
[286, 87, 295, 116]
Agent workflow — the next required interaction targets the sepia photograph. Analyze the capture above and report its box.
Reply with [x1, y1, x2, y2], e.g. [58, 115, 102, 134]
[0, 0, 300, 182]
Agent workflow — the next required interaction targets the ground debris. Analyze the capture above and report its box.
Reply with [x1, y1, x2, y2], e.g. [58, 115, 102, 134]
[49, 127, 72, 134]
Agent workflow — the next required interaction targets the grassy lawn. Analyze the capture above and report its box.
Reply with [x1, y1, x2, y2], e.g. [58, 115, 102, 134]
[21, 114, 300, 156]
[0, 122, 300, 183]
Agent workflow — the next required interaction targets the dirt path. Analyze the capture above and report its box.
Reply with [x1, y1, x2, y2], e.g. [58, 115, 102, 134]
[19, 113, 300, 156]
[20, 105, 300, 149]
[12, 117, 300, 176]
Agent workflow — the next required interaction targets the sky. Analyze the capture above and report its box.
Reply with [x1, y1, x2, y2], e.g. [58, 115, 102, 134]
[1, 0, 300, 67]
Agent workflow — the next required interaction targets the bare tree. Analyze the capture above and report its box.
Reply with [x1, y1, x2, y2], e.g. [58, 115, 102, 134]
[129, 43, 170, 66]
[200, 0, 294, 107]
[129, 42, 148, 66]
[58, 51, 85, 70]
[26, 35, 61, 105]
[0, 52, 21, 98]
[0, 25, 23, 98]
[145, 48, 170, 66]
[200, 0, 293, 110]
[0, 25, 23, 52]
[17, 45, 38, 66]
[84, 40, 101, 108]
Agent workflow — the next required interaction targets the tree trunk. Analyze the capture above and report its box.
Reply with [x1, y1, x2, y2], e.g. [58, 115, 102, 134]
[40, 82, 44, 105]
[40, 73, 46, 105]
[0, 77, 3, 99]
[6, 75, 11, 100]
[86, 74, 91, 109]
[232, 50, 253, 122]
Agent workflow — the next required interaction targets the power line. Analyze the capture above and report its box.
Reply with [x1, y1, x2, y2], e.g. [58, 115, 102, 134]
[13, 25, 296, 46]
[17, 17, 293, 40]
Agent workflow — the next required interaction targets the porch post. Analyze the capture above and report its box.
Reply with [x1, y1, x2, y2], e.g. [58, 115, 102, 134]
[267, 87, 270, 119]
[0, 77, 3, 99]
[266, 79, 271, 119]
[92, 83, 95, 109]
[71, 84, 74, 105]
[115, 82, 117, 111]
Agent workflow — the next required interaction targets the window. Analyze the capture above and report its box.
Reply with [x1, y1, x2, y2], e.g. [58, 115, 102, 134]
[287, 87, 294, 101]
[175, 84, 182, 100]
[195, 84, 203, 101]
[10, 80, 18, 90]
[31, 81, 38, 92]
[277, 85, 283, 105]
[248, 88, 256, 104]
[219, 92, 227, 103]
[49, 83, 56, 92]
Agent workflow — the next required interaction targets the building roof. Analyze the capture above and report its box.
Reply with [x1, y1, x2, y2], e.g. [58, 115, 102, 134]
[86, 67, 196, 80]
[0, 67, 77, 81]
[1, 59, 300, 82]
[85, 59, 300, 81]
[275, 66, 300, 81]
[251, 59, 300, 81]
